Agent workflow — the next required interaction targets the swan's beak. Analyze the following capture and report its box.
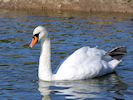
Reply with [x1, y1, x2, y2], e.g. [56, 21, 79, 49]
[29, 36, 38, 48]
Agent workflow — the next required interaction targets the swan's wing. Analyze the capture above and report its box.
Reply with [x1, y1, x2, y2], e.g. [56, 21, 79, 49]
[53, 46, 111, 80]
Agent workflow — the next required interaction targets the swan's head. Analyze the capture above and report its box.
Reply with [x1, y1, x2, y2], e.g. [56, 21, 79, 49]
[30, 26, 48, 48]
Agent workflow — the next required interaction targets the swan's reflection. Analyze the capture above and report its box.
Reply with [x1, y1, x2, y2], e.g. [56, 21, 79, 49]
[38, 73, 127, 100]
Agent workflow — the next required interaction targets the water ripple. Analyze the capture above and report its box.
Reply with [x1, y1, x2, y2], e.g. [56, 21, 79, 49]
[0, 10, 133, 100]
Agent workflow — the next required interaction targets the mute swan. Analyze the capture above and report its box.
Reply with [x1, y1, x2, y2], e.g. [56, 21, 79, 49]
[29, 26, 126, 81]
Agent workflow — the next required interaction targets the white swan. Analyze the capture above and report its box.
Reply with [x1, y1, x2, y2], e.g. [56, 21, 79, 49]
[30, 26, 126, 81]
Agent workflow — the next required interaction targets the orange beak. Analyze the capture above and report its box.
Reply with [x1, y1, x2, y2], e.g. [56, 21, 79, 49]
[29, 36, 38, 48]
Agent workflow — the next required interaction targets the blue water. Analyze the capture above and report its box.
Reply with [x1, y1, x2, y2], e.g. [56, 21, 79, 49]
[0, 10, 133, 100]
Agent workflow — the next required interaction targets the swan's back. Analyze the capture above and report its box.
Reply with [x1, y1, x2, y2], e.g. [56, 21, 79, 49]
[53, 46, 112, 80]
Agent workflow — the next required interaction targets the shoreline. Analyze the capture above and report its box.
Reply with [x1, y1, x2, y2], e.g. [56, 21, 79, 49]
[0, 0, 133, 14]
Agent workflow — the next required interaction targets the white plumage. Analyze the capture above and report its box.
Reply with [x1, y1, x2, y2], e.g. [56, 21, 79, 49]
[53, 46, 119, 80]
[30, 26, 124, 81]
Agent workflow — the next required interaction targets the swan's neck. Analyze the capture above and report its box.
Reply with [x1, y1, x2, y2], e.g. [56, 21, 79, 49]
[38, 38, 52, 81]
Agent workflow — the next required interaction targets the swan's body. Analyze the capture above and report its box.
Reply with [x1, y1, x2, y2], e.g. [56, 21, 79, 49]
[30, 26, 126, 81]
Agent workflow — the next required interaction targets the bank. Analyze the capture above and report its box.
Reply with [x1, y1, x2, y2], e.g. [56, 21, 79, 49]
[0, 0, 133, 13]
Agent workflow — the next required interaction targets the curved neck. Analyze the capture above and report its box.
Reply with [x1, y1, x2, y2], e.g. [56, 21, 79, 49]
[38, 38, 52, 81]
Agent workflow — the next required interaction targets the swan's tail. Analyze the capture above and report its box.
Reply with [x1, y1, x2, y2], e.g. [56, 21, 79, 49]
[107, 46, 127, 60]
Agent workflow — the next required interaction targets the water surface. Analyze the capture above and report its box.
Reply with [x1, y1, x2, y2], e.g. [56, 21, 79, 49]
[0, 9, 133, 100]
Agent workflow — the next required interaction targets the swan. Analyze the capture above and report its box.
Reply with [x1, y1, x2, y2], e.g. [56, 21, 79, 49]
[29, 26, 126, 81]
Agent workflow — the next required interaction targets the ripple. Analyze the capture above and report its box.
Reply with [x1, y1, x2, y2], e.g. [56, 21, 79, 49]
[0, 9, 133, 100]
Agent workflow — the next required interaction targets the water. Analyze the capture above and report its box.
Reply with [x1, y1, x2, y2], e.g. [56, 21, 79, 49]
[0, 9, 133, 100]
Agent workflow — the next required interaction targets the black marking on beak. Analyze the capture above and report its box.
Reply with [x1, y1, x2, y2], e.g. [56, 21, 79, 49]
[33, 33, 39, 38]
